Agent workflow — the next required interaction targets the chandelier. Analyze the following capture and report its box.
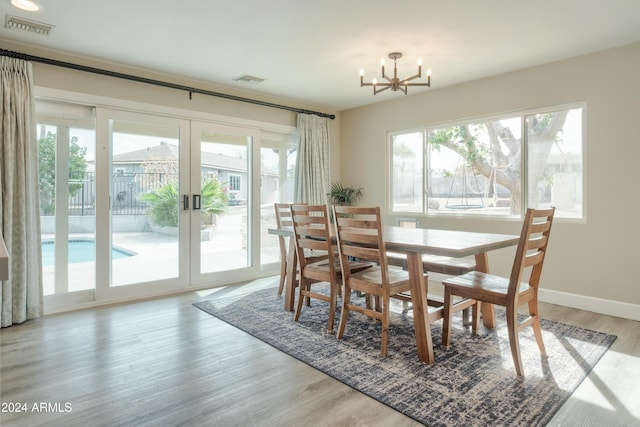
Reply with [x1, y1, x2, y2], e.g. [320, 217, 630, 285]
[360, 52, 431, 95]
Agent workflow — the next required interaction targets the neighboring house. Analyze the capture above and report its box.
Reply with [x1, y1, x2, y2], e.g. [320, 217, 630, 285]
[111, 141, 280, 207]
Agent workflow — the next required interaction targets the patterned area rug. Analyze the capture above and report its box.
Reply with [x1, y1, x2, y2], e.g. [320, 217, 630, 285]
[194, 287, 616, 427]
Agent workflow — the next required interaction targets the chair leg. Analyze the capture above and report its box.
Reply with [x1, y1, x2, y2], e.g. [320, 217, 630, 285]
[442, 288, 454, 348]
[374, 296, 381, 314]
[380, 296, 389, 357]
[462, 307, 470, 326]
[529, 299, 547, 357]
[336, 287, 351, 339]
[365, 293, 372, 310]
[506, 306, 524, 377]
[294, 281, 306, 322]
[277, 259, 287, 296]
[471, 300, 481, 334]
[327, 281, 337, 334]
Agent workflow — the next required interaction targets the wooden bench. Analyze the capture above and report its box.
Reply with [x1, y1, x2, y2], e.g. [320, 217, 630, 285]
[389, 219, 477, 316]
[387, 252, 476, 315]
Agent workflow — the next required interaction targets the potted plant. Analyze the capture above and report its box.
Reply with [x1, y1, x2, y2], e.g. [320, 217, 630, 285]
[328, 182, 363, 206]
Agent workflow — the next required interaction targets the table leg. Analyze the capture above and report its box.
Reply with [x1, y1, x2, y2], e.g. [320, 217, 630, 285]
[406, 252, 435, 364]
[474, 252, 496, 328]
[283, 238, 297, 311]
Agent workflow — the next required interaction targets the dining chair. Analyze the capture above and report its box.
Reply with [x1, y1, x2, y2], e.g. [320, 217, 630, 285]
[274, 203, 294, 296]
[290, 204, 372, 334]
[441, 207, 555, 376]
[333, 205, 418, 357]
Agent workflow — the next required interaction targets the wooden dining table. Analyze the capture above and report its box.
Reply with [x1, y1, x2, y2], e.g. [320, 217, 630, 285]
[268, 225, 520, 364]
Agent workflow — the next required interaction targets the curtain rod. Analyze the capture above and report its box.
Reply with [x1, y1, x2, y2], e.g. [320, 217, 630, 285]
[0, 49, 336, 120]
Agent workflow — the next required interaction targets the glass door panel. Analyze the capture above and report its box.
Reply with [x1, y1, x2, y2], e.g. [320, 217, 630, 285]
[259, 132, 296, 267]
[108, 115, 187, 288]
[193, 123, 254, 277]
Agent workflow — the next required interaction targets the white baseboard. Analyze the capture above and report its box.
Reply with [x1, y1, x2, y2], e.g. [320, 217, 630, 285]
[539, 288, 640, 322]
[428, 274, 640, 322]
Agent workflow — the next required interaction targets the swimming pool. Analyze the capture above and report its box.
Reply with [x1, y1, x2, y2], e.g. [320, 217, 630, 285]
[41, 240, 135, 267]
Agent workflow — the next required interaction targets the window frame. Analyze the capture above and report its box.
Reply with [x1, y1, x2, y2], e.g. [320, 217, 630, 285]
[388, 102, 586, 221]
[228, 173, 242, 192]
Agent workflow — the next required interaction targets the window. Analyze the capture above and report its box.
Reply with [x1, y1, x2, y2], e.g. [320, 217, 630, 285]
[390, 105, 584, 219]
[390, 131, 424, 212]
[37, 100, 97, 297]
[228, 174, 241, 192]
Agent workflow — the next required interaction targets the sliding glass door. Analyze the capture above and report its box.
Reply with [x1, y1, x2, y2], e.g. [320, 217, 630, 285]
[99, 110, 190, 299]
[190, 122, 258, 284]
[39, 97, 296, 311]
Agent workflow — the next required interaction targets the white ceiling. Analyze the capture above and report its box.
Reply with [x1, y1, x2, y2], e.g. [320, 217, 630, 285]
[2, 0, 640, 111]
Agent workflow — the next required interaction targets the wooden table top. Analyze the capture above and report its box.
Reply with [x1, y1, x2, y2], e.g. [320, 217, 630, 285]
[269, 225, 520, 258]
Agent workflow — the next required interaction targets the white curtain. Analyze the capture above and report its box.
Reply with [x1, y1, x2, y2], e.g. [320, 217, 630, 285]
[0, 56, 43, 327]
[294, 113, 330, 204]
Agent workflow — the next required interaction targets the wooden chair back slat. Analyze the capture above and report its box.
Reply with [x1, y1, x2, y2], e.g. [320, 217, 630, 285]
[508, 207, 555, 294]
[291, 204, 334, 272]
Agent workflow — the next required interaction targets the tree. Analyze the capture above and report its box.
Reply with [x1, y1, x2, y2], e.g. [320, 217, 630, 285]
[200, 175, 229, 227]
[139, 180, 180, 227]
[429, 111, 568, 214]
[38, 132, 89, 215]
[393, 142, 415, 161]
[141, 175, 228, 228]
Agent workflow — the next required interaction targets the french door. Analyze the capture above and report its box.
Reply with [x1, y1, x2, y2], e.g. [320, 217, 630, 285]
[96, 109, 191, 300]
[189, 121, 259, 285]
[41, 101, 289, 311]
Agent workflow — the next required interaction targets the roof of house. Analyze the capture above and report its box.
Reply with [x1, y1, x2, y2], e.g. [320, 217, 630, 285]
[113, 142, 277, 175]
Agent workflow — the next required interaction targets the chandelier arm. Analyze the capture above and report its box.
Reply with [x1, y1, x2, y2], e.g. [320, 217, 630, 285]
[402, 72, 422, 82]
[373, 85, 392, 95]
[361, 82, 392, 88]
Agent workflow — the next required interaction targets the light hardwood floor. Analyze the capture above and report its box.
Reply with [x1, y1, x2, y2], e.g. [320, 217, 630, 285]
[1, 277, 638, 427]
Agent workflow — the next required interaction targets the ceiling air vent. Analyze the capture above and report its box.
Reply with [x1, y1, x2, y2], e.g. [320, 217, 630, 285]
[233, 74, 265, 84]
[5, 15, 54, 36]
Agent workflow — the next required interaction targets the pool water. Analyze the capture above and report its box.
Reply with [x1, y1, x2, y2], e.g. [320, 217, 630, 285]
[41, 240, 134, 267]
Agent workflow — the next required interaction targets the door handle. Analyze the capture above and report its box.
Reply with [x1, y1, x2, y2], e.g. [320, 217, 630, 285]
[193, 194, 201, 210]
[183, 194, 189, 210]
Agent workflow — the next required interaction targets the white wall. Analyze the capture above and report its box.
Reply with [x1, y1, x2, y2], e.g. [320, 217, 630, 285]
[341, 42, 640, 320]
